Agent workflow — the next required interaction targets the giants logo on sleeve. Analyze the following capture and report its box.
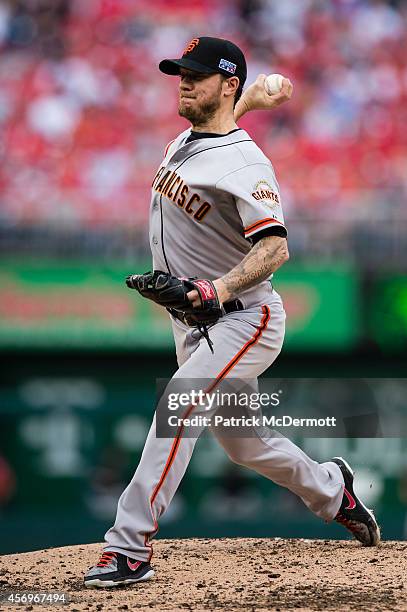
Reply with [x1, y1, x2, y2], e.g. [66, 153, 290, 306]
[252, 180, 280, 207]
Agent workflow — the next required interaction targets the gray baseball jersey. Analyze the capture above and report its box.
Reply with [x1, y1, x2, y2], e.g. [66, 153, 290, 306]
[149, 127, 286, 306]
[103, 128, 344, 562]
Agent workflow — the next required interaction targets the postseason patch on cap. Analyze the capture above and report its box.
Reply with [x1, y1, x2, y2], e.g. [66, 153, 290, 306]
[219, 58, 237, 74]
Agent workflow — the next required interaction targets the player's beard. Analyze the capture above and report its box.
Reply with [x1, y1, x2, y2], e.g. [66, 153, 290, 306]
[178, 84, 222, 127]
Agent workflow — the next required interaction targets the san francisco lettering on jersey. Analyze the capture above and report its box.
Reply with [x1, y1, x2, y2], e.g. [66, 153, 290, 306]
[152, 166, 211, 222]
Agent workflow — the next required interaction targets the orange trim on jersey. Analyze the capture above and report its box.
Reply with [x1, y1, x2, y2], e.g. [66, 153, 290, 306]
[244, 217, 284, 236]
[164, 139, 175, 157]
[146, 305, 271, 560]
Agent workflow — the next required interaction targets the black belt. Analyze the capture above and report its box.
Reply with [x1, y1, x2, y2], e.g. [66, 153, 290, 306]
[223, 298, 244, 314]
[168, 298, 244, 327]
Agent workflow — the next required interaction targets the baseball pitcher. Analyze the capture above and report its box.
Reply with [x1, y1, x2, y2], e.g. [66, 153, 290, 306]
[85, 36, 380, 588]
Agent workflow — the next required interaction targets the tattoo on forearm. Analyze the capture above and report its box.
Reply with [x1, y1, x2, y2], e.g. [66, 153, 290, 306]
[221, 237, 288, 298]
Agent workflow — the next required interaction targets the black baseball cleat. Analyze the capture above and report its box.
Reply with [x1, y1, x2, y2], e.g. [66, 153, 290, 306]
[84, 551, 154, 588]
[332, 457, 380, 547]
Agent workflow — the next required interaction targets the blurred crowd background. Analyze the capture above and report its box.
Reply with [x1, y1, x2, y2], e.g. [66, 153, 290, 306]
[0, 0, 406, 261]
[0, 0, 406, 554]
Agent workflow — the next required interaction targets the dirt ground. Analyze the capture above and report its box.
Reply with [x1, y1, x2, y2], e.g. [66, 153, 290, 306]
[0, 538, 406, 611]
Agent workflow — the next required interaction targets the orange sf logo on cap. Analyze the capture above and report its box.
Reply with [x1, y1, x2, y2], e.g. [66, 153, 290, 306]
[183, 38, 200, 55]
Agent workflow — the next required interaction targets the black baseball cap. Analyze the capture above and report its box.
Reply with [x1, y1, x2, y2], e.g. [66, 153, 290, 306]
[159, 36, 247, 87]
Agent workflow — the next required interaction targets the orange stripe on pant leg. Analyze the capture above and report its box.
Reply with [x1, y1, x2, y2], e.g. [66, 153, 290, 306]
[215, 305, 270, 379]
[145, 305, 271, 560]
[150, 306, 270, 503]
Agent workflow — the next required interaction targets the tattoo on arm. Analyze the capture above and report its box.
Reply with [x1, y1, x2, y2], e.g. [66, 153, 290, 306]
[221, 236, 289, 300]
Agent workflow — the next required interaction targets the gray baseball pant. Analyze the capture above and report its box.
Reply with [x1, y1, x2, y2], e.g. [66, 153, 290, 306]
[104, 291, 344, 561]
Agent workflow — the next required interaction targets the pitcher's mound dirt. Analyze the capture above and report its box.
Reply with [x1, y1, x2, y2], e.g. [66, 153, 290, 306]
[1, 538, 406, 611]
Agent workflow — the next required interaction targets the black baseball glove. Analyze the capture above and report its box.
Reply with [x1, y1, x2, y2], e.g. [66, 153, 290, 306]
[125, 270, 222, 327]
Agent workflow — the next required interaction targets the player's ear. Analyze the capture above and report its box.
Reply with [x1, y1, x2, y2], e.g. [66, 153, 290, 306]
[223, 76, 239, 99]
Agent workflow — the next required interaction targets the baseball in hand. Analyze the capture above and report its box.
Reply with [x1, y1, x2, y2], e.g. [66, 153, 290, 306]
[264, 73, 284, 95]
